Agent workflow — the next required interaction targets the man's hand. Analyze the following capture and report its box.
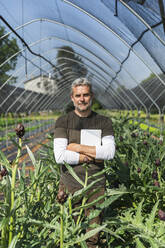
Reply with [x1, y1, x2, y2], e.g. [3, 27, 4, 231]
[79, 154, 94, 164]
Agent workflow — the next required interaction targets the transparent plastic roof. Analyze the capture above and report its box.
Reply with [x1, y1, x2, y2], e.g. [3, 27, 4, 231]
[0, 0, 165, 114]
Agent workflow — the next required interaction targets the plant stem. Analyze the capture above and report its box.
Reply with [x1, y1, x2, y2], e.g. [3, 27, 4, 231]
[9, 138, 22, 245]
[68, 196, 72, 215]
[60, 204, 64, 248]
[76, 165, 88, 225]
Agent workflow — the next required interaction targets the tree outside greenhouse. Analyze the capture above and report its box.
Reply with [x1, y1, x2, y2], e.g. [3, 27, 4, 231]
[0, 25, 19, 85]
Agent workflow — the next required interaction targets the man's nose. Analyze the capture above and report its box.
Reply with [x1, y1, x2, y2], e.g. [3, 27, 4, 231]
[80, 95, 84, 101]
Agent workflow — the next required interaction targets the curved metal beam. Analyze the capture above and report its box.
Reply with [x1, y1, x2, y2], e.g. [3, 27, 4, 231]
[41, 61, 130, 111]
[62, 1, 165, 87]
[1, 37, 144, 112]
[0, 18, 160, 112]
[2, 45, 132, 112]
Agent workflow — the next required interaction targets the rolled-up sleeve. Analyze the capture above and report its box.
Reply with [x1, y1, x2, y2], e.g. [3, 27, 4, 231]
[54, 138, 79, 164]
[95, 135, 115, 160]
[54, 116, 80, 164]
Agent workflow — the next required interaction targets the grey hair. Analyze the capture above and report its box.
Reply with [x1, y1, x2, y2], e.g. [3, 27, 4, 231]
[71, 78, 92, 95]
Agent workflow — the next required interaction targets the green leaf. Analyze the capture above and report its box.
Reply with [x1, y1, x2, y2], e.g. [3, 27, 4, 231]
[131, 147, 138, 157]
[64, 224, 106, 246]
[0, 149, 10, 169]
[99, 194, 122, 209]
[103, 227, 124, 241]
[8, 235, 18, 248]
[160, 150, 165, 161]
[27, 218, 60, 231]
[0, 216, 10, 230]
[135, 238, 146, 248]
[64, 162, 85, 186]
[80, 241, 88, 248]
[135, 199, 144, 225]
[106, 188, 129, 196]
[88, 167, 107, 179]
[73, 177, 103, 199]
[145, 201, 159, 232]
[26, 145, 36, 166]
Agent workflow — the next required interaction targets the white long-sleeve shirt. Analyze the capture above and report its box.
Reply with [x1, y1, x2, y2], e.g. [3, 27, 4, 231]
[54, 135, 115, 164]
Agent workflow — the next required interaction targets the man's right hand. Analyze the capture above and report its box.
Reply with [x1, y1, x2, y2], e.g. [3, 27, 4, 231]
[79, 154, 94, 164]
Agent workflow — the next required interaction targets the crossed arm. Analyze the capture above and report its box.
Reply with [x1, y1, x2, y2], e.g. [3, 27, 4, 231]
[54, 135, 115, 165]
[67, 143, 97, 163]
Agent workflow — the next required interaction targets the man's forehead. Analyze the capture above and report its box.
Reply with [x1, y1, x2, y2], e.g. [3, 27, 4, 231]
[72, 85, 90, 93]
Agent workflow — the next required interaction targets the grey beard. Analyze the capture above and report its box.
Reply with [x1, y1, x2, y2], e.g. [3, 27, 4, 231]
[74, 99, 92, 112]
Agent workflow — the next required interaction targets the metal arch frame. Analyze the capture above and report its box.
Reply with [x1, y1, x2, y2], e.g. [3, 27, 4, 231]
[42, 74, 126, 111]
[0, 35, 134, 111]
[52, 47, 148, 111]
[142, 80, 165, 112]
[149, 90, 165, 112]
[0, 36, 136, 110]
[1, 35, 147, 113]
[31, 59, 129, 112]
[16, 67, 75, 113]
[1, 19, 163, 105]
[53, 49, 139, 110]
[1, 16, 165, 90]
[4, 50, 129, 112]
[59, 2, 164, 112]
[40, 60, 131, 111]
[0, 39, 133, 111]
[41, 70, 127, 111]
[53, 78, 127, 109]
[47, 75, 127, 111]
[63, 0, 165, 83]
[39, 57, 134, 110]
[0, 19, 160, 112]
[0, 19, 157, 114]
[30, 74, 77, 113]
[0, 52, 144, 114]
[119, 0, 165, 47]
[31, 57, 130, 112]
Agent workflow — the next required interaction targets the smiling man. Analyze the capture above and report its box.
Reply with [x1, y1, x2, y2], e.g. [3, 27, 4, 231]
[54, 77, 115, 247]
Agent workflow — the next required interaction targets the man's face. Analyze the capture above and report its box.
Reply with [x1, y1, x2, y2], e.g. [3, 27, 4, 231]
[71, 85, 93, 113]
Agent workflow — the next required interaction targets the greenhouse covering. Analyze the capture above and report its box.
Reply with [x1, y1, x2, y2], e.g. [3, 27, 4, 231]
[0, 0, 165, 114]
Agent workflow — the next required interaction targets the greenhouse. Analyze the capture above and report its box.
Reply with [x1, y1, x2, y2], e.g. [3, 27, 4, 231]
[0, 0, 165, 247]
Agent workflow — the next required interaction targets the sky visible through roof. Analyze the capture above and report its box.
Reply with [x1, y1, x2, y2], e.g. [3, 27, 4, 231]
[0, 0, 163, 91]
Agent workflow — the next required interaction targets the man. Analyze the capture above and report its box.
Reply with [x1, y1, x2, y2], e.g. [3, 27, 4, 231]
[54, 77, 115, 247]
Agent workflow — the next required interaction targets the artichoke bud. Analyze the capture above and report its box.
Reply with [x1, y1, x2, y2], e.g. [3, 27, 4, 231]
[15, 123, 25, 138]
[57, 189, 68, 204]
